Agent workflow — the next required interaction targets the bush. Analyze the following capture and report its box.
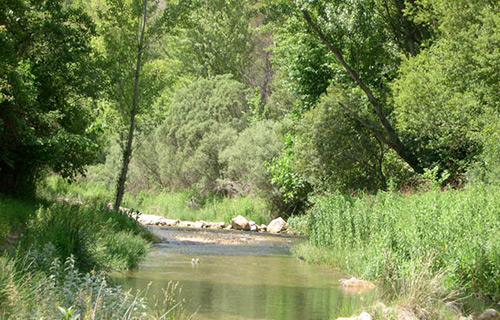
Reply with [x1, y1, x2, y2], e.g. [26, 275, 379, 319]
[220, 119, 282, 193]
[149, 75, 250, 193]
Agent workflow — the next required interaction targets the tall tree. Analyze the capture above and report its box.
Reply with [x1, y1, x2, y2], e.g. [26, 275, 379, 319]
[173, 0, 253, 82]
[92, 0, 191, 208]
[0, 0, 99, 195]
[270, 0, 432, 174]
[113, 0, 148, 209]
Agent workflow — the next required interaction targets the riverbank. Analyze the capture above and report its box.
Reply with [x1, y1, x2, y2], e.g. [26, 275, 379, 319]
[0, 196, 190, 319]
[288, 186, 500, 319]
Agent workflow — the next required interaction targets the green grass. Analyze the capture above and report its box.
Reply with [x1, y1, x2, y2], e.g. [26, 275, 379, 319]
[0, 253, 192, 319]
[0, 193, 185, 319]
[41, 175, 272, 225]
[19, 201, 152, 272]
[296, 186, 500, 317]
[0, 196, 38, 248]
[124, 191, 270, 225]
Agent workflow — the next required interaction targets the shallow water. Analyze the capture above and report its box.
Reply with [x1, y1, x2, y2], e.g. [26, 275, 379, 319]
[116, 227, 373, 320]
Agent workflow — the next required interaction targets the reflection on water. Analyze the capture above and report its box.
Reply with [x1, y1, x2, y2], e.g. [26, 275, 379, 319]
[115, 229, 373, 320]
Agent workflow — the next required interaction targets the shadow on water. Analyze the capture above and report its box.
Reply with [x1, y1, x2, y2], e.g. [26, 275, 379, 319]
[114, 227, 375, 320]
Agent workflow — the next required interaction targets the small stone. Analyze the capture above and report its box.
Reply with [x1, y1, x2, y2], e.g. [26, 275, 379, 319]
[178, 221, 194, 228]
[231, 215, 250, 231]
[250, 225, 258, 232]
[267, 217, 286, 233]
[476, 309, 500, 320]
[259, 224, 267, 232]
[337, 312, 372, 320]
[339, 277, 375, 289]
[194, 221, 206, 229]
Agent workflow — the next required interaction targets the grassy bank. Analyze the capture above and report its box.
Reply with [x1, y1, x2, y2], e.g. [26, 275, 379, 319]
[41, 176, 271, 224]
[291, 186, 500, 318]
[0, 195, 191, 319]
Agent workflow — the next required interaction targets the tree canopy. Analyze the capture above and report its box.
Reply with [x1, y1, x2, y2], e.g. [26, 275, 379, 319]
[0, 0, 99, 195]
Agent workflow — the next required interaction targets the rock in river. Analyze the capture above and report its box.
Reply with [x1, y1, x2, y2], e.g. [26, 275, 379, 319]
[337, 312, 372, 320]
[477, 309, 500, 320]
[231, 215, 250, 230]
[339, 277, 375, 289]
[267, 217, 286, 233]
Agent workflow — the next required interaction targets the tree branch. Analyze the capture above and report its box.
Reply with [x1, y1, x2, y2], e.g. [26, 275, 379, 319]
[301, 8, 423, 173]
[337, 102, 390, 147]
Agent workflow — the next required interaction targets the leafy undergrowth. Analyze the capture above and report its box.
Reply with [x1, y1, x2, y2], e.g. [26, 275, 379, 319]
[18, 201, 153, 272]
[294, 186, 500, 319]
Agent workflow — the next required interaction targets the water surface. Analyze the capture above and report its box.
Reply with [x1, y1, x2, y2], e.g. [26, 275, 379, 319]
[117, 227, 372, 320]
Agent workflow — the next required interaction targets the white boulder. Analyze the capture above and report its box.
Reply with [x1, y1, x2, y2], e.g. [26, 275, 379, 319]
[267, 217, 286, 233]
[231, 215, 250, 231]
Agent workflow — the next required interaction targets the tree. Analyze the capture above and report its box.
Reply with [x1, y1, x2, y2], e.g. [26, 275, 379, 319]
[93, 0, 191, 208]
[270, 0, 432, 174]
[392, 0, 500, 178]
[152, 75, 250, 193]
[0, 0, 99, 195]
[172, 0, 253, 82]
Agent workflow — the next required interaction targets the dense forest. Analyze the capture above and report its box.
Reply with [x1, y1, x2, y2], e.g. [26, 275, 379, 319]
[1, 0, 500, 319]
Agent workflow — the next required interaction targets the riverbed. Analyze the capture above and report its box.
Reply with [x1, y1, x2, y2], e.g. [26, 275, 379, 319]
[115, 226, 374, 319]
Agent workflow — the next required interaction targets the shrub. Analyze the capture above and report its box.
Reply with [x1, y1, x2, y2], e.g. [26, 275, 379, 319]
[220, 119, 282, 193]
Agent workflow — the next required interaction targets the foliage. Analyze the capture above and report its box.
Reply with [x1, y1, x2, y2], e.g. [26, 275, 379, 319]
[220, 119, 282, 193]
[267, 133, 312, 216]
[150, 75, 249, 193]
[393, 0, 500, 178]
[0, 0, 100, 195]
[303, 187, 500, 300]
[292, 91, 409, 192]
[18, 201, 152, 272]
[173, 0, 253, 81]
[92, 0, 191, 132]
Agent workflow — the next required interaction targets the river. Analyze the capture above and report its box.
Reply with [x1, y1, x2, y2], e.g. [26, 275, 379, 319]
[115, 226, 374, 319]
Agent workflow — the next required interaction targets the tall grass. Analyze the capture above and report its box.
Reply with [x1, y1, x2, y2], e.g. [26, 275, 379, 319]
[0, 249, 192, 319]
[301, 186, 500, 302]
[0, 194, 191, 319]
[18, 201, 152, 272]
[41, 176, 271, 224]
[124, 191, 270, 225]
[0, 196, 37, 248]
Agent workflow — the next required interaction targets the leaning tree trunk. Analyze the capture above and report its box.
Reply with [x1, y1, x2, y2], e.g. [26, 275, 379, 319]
[301, 9, 424, 174]
[114, 0, 148, 209]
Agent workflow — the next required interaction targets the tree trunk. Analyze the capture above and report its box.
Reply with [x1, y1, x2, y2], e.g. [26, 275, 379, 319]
[302, 9, 424, 174]
[114, 0, 148, 209]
